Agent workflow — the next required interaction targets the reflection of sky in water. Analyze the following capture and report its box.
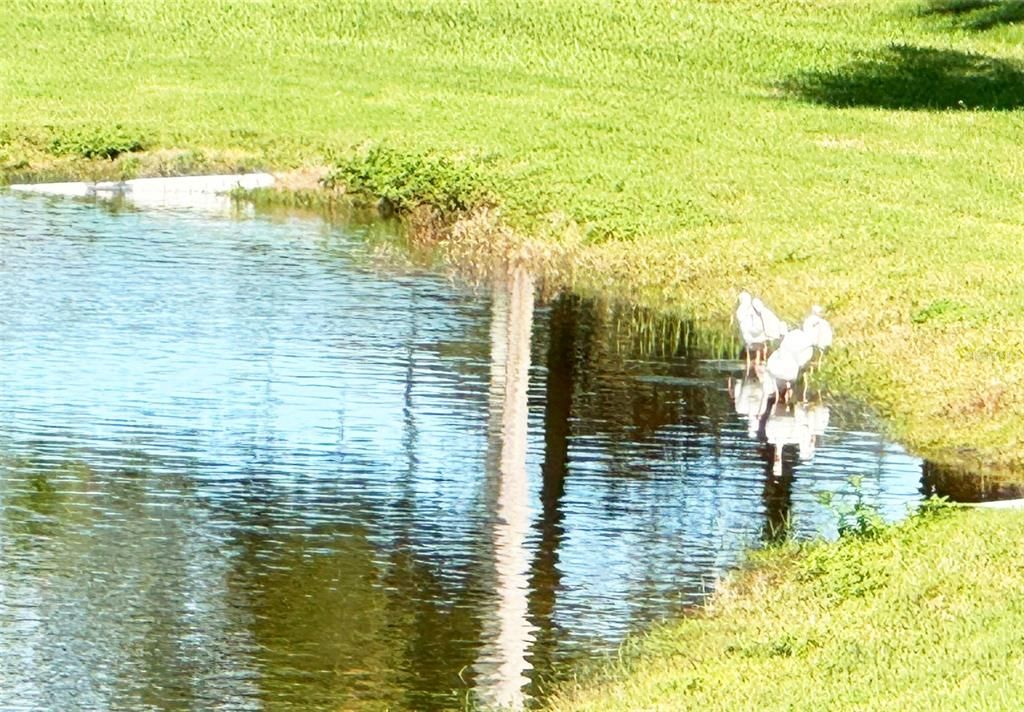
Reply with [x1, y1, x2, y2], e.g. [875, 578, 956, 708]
[0, 194, 951, 710]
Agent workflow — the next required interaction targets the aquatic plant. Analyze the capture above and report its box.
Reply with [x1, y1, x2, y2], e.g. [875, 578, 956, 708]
[816, 476, 887, 540]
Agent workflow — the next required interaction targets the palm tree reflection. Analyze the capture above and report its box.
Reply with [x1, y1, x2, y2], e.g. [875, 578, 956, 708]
[527, 294, 583, 694]
[474, 267, 537, 711]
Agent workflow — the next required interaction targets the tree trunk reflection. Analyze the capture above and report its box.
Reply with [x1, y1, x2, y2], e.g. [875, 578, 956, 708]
[475, 267, 537, 711]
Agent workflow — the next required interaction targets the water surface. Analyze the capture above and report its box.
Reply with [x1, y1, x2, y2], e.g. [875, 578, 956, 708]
[0, 194, 1001, 711]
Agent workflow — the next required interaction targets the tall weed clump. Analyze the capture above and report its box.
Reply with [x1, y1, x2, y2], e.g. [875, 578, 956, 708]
[323, 145, 494, 214]
[47, 125, 149, 160]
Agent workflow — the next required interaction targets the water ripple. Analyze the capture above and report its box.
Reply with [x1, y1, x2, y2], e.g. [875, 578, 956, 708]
[0, 194, 1000, 711]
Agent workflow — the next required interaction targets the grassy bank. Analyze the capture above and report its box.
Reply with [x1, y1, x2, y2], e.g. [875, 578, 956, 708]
[547, 504, 1024, 711]
[3, 0, 1024, 469]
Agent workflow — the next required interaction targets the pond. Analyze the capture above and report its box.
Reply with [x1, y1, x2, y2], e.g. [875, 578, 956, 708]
[0, 193, 1011, 711]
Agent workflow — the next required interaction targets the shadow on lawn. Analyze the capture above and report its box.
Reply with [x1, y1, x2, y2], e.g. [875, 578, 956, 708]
[782, 44, 1024, 110]
[919, 0, 1024, 31]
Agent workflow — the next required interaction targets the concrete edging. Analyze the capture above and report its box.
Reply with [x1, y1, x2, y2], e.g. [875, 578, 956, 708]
[9, 173, 275, 210]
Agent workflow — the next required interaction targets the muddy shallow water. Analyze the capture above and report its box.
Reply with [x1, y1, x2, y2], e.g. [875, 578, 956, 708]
[0, 194, 1012, 711]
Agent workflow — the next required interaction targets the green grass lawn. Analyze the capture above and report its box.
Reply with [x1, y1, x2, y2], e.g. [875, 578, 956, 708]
[3, 0, 1024, 469]
[547, 505, 1024, 711]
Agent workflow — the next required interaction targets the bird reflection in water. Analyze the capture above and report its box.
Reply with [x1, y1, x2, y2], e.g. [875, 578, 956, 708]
[730, 366, 830, 457]
[760, 393, 830, 472]
[730, 364, 831, 540]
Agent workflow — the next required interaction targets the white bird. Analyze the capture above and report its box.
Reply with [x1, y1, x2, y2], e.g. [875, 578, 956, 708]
[777, 327, 814, 400]
[802, 305, 833, 354]
[752, 297, 788, 343]
[736, 291, 767, 365]
[778, 328, 814, 368]
[763, 347, 800, 405]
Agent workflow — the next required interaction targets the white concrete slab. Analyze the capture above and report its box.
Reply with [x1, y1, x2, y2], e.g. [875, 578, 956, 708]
[10, 181, 92, 197]
[9, 173, 275, 210]
[964, 498, 1024, 509]
[124, 173, 275, 195]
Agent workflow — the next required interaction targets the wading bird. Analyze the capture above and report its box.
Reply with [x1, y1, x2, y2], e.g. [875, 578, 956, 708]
[777, 327, 814, 400]
[763, 346, 800, 405]
[802, 305, 833, 359]
[736, 292, 788, 366]
[753, 297, 787, 344]
[736, 291, 767, 366]
[778, 328, 813, 368]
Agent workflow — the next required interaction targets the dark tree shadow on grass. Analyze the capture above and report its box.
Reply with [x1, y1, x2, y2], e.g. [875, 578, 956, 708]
[920, 0, 1024, 31]
[782, 44, 1024, 110]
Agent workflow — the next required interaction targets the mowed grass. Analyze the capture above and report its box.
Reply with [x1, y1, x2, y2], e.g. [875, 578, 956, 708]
[547, 506, 1024, 711]
[3, 0, 1024, 468]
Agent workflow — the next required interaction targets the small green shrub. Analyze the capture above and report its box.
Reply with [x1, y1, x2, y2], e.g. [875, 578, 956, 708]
[48, 125, 148, 160]
[323, 145, 493, 213]
[817, 476, 887, 540]
[911, 298, 964, 324]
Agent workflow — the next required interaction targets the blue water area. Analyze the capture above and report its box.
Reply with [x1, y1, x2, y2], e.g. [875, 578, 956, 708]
[0, 194, 991, 710]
